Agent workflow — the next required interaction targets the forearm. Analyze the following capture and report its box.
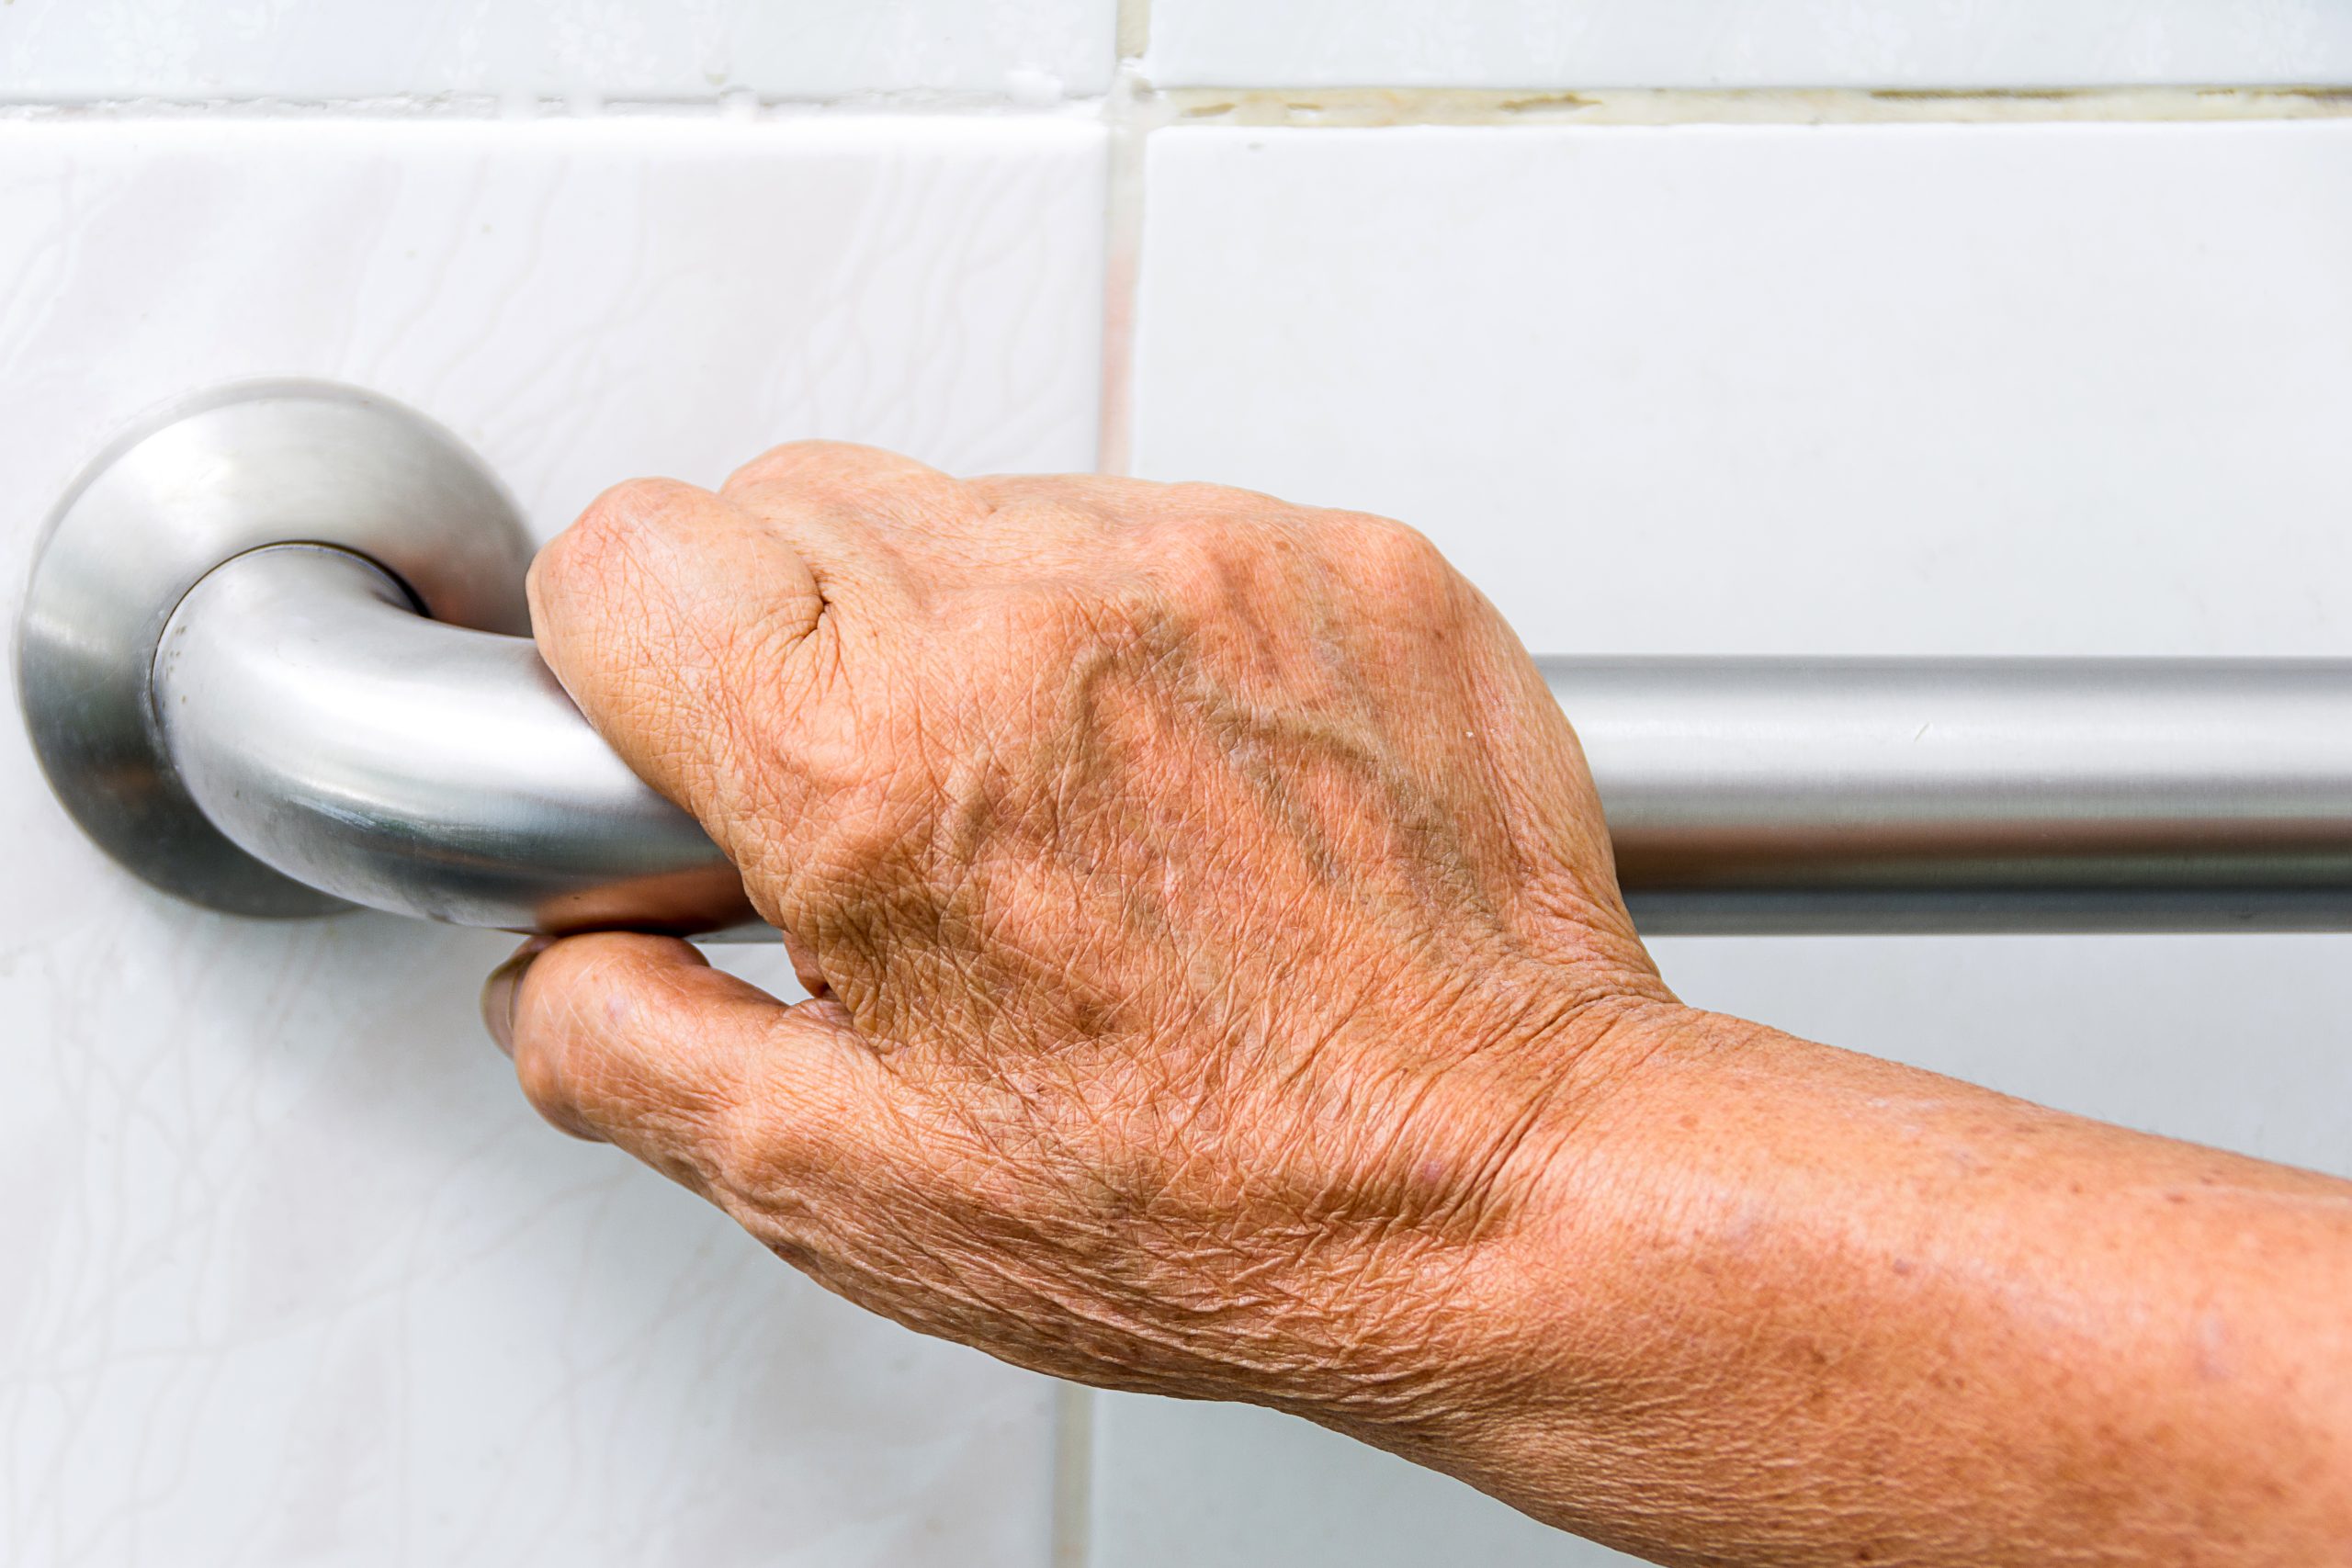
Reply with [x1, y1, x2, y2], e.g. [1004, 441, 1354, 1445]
[1381, 1003, 2352, 1566]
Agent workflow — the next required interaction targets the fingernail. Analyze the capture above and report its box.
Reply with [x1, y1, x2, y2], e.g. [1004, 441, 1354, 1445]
[481, 936, 553, 1058]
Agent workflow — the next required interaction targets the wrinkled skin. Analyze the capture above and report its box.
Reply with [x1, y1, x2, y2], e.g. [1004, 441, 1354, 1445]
[496, 445, 2352, 1568]
[505, 444, 1668, 1426]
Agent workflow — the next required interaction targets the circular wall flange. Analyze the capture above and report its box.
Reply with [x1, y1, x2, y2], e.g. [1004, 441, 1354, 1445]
[17, 380, 537, 917]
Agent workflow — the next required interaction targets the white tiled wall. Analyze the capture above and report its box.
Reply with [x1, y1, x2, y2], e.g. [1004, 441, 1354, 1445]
[0, 117, 1102, 1567]
[1100, 116, 2352, 1568]
[1129, 122, 2352, 658]
[6, 7, 2351, 1568]
[0, 0, 1117, 101]
[1145, 0, 2352, 90]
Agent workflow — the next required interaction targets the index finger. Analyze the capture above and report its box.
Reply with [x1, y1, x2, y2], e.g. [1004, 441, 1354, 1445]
[528, 475, 848, 863]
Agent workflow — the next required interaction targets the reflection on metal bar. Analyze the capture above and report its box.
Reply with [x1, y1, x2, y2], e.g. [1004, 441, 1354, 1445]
[154, 546, 755, 934]
[23, 383, 2352, 940]
[153, 547, 2352, 935]
[1542, 657, 2352, 933]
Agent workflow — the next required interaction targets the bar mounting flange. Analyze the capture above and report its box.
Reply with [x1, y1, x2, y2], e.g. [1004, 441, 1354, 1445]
[17, 380, 537, 916]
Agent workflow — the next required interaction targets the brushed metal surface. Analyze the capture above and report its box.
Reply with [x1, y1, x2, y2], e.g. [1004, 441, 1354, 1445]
[17, 379, 536, 917]
[1545, 657, 2352, 932]
[155, 546, 752, 934]
[22, 381, 2352, 937]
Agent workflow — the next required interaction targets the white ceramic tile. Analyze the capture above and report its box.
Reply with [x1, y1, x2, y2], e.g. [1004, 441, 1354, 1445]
[1090, 1395, 1624, 1567]
[1145, 0, 2352, 89]
[0, 0, 1115, 102]
[1650, 931, 2352, 1181]
[1107, 120, 2352, 1566]
[0, 116, 1102, 1566]
[1135, 123, 2352, 659]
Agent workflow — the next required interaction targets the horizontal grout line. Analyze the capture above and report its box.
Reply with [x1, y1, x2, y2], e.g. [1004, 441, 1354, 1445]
[1135, 83, 2352, 128]
[1, 81, 2346, 130]
[0, 90, 1109, 120]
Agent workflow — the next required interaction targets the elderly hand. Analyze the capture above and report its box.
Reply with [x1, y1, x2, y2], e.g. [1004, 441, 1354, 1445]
[493, 443, 1669, 1423]
[492, 445, 2352, 1568]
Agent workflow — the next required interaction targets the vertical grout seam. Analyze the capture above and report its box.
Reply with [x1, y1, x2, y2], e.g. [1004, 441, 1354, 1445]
[1048, 1378, 1100, 1568]
[1056, 12, 1153, 1562]
[1091, 51, 1150, 479]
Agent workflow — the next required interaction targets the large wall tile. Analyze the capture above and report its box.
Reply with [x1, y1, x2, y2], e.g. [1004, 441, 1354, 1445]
[1107, 119, 2352, 1567]
[0, 116, 1102, 1566]
[1134, 123, 2352, 658]
[1145, 0, 2352, 89]
[1091, 1396, 1598, 1567]
[0, 0, 1116, 101]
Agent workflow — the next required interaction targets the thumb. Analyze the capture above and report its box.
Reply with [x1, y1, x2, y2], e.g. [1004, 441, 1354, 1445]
[486, 931, 890, 1203]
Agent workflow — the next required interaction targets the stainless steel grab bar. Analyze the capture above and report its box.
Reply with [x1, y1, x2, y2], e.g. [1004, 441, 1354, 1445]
[154, 545, 754, 933]
[21, 380, 2352, 936]
[1555, 657, 2352, 932]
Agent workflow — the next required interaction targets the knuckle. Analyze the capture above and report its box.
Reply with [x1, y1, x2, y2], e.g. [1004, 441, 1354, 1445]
[1159, 478, 1285, 518]
[537, 479, 695, 600]
[723, 439, 844, 493]
[578, 476, 698, 546]
[1330, 513, 1455, 602]
[1079, 568, 1182, 647]
[723, 439, 908, 503]
[1137, 512, 1271, 615]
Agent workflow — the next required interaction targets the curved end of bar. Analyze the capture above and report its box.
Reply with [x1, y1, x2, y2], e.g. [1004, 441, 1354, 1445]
[154, 546, 759, 937]
[18, 379, 542, 919]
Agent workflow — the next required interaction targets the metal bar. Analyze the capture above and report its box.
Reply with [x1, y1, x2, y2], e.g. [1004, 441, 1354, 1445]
[1547, 656, 2352, 933]
[153, 546, 2352, 937]
[153, 545, 755, 934]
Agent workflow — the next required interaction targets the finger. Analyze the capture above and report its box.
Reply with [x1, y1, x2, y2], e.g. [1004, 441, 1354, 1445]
[729, 442, 1108, 579]
[493, 931, 893, 1203]
[528, 476, 837, 828]
[723, 440, 967, 536]
[718, 440, 947, 591]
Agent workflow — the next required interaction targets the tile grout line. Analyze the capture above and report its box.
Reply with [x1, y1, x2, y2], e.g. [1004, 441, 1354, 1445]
[1091, 54, 1151, 480]
[4, 84, 2346, 126]
[1055, 12, 1155, 1563]
[1133, 82, 2352, 127]
[0, 95, 1107, 120]
[1048, 1378, 1099, 1568]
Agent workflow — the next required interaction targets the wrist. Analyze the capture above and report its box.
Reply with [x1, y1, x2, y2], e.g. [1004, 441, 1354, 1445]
[1284, 997, 1746, 1534]
[1289, 988, 1707, 1441]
